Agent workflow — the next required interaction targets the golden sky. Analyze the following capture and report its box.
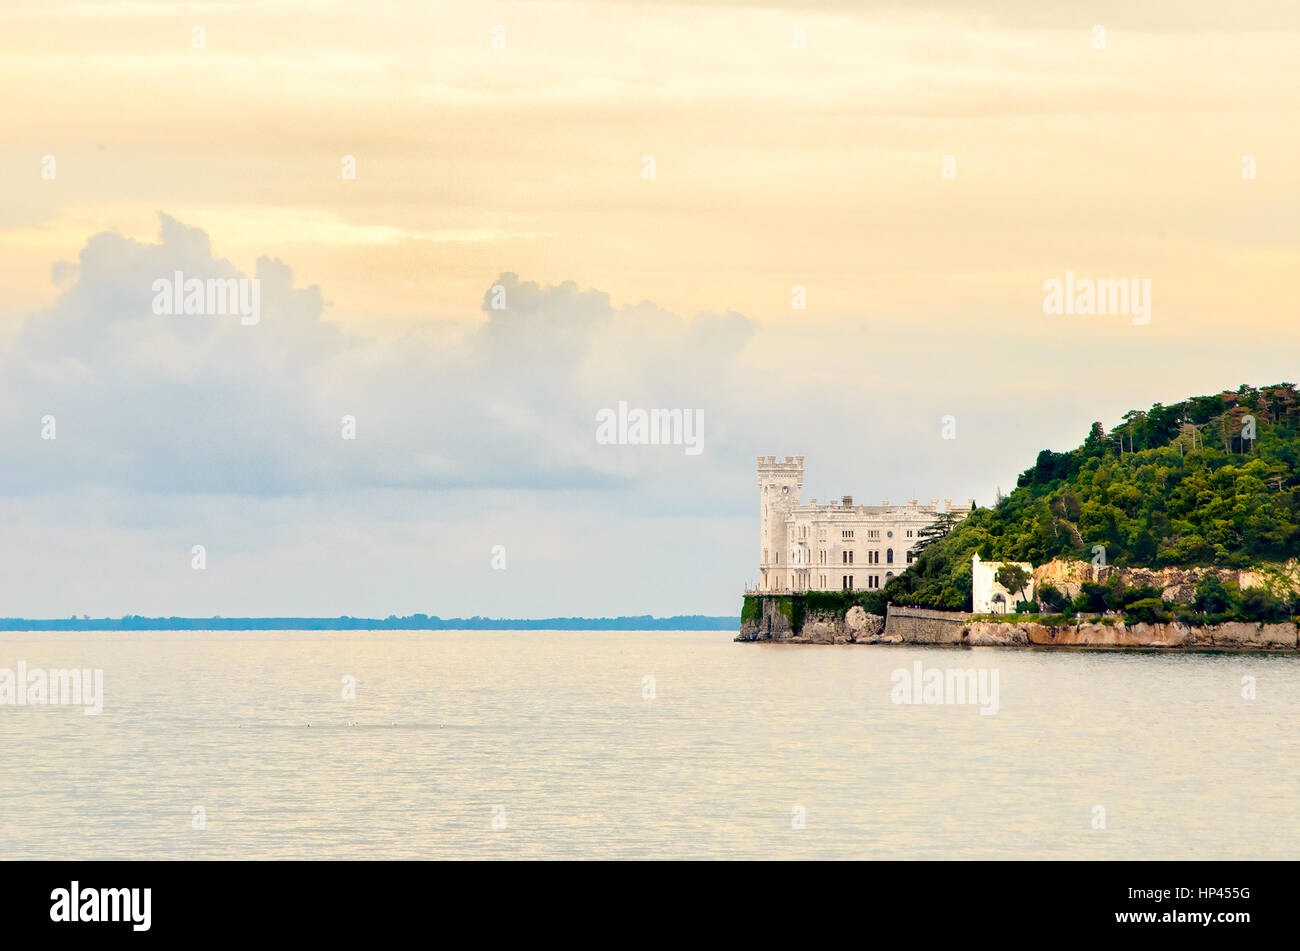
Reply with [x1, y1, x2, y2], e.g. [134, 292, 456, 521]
[4, 0, 1297, 335]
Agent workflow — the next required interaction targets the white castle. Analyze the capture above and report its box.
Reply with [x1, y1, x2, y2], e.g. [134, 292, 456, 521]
[757, 456, 973, 593]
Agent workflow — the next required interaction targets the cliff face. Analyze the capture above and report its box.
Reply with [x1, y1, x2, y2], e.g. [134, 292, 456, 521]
[968, 619, 1297, 649]
[1033, 559, 1300, 603]
[737, 598, 884, 644]
[737, 596, 795, 640]
[801, 606, 887, 644]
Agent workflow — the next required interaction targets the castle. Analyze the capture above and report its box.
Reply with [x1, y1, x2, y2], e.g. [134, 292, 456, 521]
[757, 456, 973, 593]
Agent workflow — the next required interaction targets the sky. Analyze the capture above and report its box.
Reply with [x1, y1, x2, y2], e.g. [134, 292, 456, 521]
[1, 0, 1297, 617]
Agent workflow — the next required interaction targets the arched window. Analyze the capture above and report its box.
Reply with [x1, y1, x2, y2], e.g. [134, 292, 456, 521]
[886, 548, 894, 564]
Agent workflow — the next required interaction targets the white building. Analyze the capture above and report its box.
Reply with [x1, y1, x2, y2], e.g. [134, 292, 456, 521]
[757, 456, 973, 593]
[971, 553, 1035, 614]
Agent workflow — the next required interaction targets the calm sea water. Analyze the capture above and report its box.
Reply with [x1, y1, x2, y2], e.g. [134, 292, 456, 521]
[0, 629, 1295, 860]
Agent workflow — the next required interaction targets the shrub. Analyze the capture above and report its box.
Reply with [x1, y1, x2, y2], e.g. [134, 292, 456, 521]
[1120, 584, 1164, 608]
[1037, 583, 1068, 612]
[1125, 597, 1171, 625]
[1073, 581, 1110, 614]
[1238, 587, 1291, 623]
[1193, 574, 1231, 615]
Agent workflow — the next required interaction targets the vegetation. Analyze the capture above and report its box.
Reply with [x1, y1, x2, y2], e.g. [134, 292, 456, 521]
[995, 564, 1032, 604]
[968, 571, 1299, 627]
[741, 589, 888, 630]
[802, 590, 882, 617]
[912, 510, 961, 556]
[774, 595, 803, 631]
[877, 383, 1300, 618]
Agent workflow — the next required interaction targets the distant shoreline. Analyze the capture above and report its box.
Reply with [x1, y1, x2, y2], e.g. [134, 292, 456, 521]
[0, 615, 740, 632]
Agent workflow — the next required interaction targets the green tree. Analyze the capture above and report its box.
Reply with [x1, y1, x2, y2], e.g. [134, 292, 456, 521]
[1193, 575, 1231, 614]
[994, 564, 1031, 603]
[880, 383, 1300, 611]
[914, 511, 960, 555]
[1037, 583, 1068, 612]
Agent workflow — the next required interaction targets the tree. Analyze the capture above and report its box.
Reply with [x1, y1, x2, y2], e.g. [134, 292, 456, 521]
[914, 511, 959, 555]
[994, 564, 1031, 603]
[1189, 575, 1227, 615]
[1073, 581, 1109, 614]
[881, 383, 1300, 609]
[1037, 583, 1068, 612]
[1083, 421, 1106, 454]
[1126, 597, 1170, 624]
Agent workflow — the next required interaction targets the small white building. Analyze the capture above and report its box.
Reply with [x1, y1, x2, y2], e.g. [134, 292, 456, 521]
[756, 456, 972, 593]
[971, 553, 1035, 614]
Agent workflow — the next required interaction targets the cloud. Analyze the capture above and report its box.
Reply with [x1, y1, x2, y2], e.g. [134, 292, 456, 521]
[2, 216, 1295, 616]
[0, 214, 759, 498]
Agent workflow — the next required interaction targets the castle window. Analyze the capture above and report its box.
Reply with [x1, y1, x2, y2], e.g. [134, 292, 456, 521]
[886, 548, 893, 564]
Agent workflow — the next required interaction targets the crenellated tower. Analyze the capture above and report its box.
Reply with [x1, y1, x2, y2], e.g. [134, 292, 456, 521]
[757, 455, 804, 591]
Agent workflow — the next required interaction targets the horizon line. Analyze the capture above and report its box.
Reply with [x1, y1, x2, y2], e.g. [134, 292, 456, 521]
[0, 614, 740, 632]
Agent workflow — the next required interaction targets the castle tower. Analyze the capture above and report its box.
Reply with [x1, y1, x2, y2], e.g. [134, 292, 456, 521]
[757, 455, 803, 591]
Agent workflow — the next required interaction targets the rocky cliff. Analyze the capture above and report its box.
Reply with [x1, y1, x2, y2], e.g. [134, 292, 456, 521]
[967, 618, 1297, 649]
[1033, 559, 1300, 603]
[737, 597, 884, 644]
[739, 593, 1298, 649]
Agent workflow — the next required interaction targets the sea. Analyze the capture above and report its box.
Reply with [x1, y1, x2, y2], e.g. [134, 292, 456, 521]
[0, 629, 1295, 859]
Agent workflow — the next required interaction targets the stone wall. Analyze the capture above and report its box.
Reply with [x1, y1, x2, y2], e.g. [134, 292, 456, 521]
[881, 605, 970, 644]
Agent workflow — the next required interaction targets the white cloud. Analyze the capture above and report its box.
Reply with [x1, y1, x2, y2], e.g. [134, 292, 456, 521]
[0, 215, 758, 498]
[2, 215, 1293, 617]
